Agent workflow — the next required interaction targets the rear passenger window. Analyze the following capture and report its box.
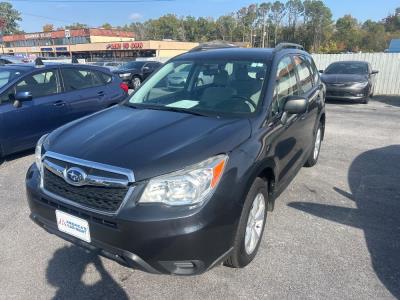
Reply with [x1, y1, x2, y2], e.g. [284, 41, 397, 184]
[98, 72, 112, 84]
[306, 56, 320, 86]
[272, 56, 299, 115]
[61, 68, 104, 91]
[293, 55, 313, 93]
[16, 70, 58, 98]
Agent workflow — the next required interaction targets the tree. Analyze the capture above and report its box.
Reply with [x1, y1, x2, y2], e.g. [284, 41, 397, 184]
[0, 2, 22, 35]
[216, 15, 236, 41]
[285, 0, 304, 40]
[334, 15, 362, 51]
[42, 23, 54, 32]
[270, 1, 286, 46]
[258, 2, 271, 47]
[361, 20, 386, 52]
[65, 23, 89, 30]
[101, 23, 112, 29]
[303, 0, 333, 52]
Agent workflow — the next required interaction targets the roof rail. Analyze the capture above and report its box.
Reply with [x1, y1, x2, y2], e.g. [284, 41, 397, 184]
[189, 41, 238, 52]
[274, 43, 305, 52]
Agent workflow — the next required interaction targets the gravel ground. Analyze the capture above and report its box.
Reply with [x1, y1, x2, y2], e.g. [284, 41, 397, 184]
[0, 97, 399, 300]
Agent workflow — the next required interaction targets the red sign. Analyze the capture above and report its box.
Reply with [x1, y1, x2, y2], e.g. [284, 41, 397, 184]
[106, 42, 144, 50]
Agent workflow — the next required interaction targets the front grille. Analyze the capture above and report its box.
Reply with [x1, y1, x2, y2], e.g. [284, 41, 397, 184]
[43, 169, 129, 213]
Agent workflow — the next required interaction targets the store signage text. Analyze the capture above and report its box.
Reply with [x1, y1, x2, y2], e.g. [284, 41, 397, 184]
[25, 33, 52, 40]
[106, 42, 144, 50]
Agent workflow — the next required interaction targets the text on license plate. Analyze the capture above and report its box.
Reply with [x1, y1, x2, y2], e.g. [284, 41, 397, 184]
[56, 210, 91, 243]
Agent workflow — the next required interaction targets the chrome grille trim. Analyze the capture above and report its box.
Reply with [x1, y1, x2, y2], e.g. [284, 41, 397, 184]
[40, 151, 135, 216]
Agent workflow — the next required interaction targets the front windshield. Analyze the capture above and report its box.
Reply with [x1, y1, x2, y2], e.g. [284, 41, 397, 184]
[325, 62, 368, 75]
[120, 61, 145, 69]
[127, 60, 268, 117]
[0, 69, 23, 89]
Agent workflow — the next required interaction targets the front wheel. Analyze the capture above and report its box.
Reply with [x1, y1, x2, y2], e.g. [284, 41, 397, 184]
[305, 122, 323, 167]
[225, 178, 268, 268]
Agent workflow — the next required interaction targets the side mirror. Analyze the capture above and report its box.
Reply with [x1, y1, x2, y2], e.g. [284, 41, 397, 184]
[15, 91, 33, 102]
[319, 70, 324, 73]
[143, 66, 150, 71]
[371, 70, 379, 75]
[284, 96, 308, 115]
[13, 91, 32, 108]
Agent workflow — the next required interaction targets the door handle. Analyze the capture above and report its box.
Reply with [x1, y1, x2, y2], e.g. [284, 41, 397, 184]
[97, 91, 105, 97]
[53, 100, 66, 107]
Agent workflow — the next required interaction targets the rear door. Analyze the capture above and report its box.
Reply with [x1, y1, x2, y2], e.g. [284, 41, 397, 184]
[60, 67, 106, 122]
[0, 68, 65, 154]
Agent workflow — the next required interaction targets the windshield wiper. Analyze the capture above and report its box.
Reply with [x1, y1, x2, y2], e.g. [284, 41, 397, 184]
[157, 106, 212, 117]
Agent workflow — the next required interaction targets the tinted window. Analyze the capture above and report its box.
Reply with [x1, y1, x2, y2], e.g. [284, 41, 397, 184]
[293, 55, 313, 93]
[0, 69, 24, 89]
[0, 86, 15, 105]
[325, 62, 368, 75]
[120, 61, 145, 69]
[16, 70, 58, 98]
[61, 68, 104, 91]
[98, 71, 113, 84]
[272, 56, 299, 115]
[306, 56, 320, 86]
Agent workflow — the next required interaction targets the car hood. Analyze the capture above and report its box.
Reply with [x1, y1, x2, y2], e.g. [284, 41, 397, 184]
[46, 106, 251, 181]
[321, 74, 368, 84]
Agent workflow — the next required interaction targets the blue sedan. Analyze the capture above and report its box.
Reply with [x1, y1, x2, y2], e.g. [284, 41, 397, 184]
[0, 62, 128, 158]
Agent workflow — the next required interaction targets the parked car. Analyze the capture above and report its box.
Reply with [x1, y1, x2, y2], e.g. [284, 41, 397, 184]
[112, 60, 162, 90]
[26, 43, 326, 275]
[91, 61, 123, 72]
[0, 55, 29, 65]
[320, 61, 378, 104]
[0, 63, 128, 158]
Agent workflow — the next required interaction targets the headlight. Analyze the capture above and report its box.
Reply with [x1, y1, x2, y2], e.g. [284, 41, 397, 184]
[35, 134, 48, 170]
[119, 73, 131, 77]
[352, 82, 368, 89]
[139, 155, 228, 206]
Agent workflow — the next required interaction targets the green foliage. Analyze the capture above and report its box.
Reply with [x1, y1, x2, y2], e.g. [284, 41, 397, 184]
[0, 2, 22, 34]
[65, 23, 89, 30]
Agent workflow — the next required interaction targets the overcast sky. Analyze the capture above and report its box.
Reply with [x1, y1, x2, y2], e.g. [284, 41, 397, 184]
[10, 0, 400, 32]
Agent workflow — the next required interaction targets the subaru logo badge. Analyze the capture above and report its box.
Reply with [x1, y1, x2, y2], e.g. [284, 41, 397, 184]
[64, 167, 87, 186]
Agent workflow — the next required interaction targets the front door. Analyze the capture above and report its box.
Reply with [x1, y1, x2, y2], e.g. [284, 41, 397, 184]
[0, 69, 66, 154]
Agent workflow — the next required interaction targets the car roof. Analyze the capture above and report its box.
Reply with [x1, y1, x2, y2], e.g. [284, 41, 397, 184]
[0, 62, 112, 73]
[329, 61, 368, 65]
[175, 48, 278, 61]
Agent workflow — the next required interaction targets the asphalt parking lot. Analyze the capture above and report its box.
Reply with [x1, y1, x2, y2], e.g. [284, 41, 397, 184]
[1, 96, 399, 300]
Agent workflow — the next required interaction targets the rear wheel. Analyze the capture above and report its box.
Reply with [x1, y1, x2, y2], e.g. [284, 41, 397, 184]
[305, 122, 323, 167]
[132, 76, 142, 90]
[225, 178, 268, 268]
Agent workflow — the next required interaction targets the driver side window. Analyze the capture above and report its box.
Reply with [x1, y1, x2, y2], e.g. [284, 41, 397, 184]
[16, 70, 58, 99]
[271, 56, 299, 116]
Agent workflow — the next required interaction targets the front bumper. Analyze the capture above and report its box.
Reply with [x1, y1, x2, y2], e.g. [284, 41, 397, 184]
[325, 85, 369, 100]
[26, 164, 238, 275]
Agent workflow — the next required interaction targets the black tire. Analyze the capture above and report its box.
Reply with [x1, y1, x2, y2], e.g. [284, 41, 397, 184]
[131, 76, 142, 90]
[304, 122, 323, 167]
[361, 97, 369, 104]
[224, 178, 268, 268]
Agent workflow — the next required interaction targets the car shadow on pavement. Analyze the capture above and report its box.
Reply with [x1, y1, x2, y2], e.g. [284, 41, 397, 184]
[46, 245, 129, 300]
[0, 149, 34, 166]
[372, 95, 400, 108]
[288, 145, 400, 299]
